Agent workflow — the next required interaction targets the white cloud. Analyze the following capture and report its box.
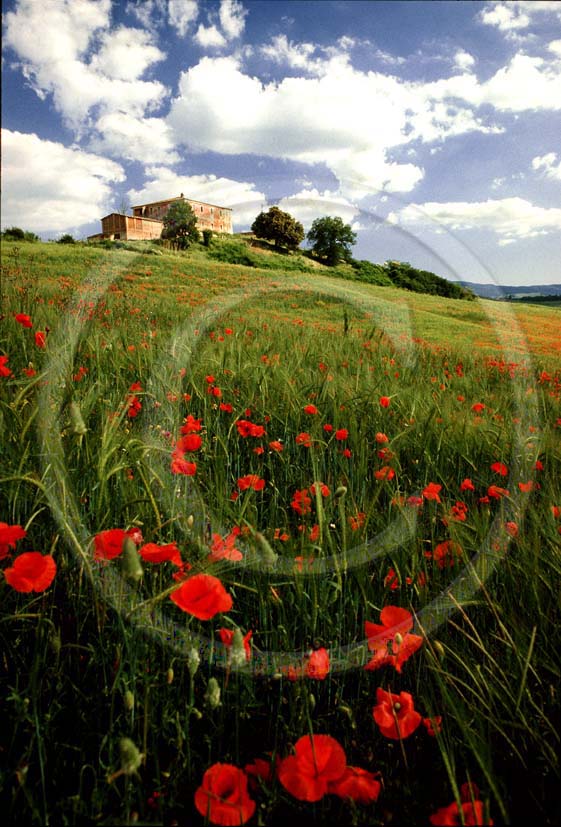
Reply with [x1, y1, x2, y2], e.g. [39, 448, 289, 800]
[1, 129, 124, 234]
[388, 197, 561, 243]
[127, 166, 266, 228]
[168, 0, 198, 37]
[219, 0, 247, 40]
[532, 152, 561, 181]
[126, 0, 166, 29]
[90, 113, 180, 164]
[276, 189, 361, 230]
[4, 0, 168, 129]
[89, 26, 165, 81]
[549, 39, 561, 57]
[478, 1, 561, 33]
[260, 34, 354, 76]
[194, 23, 227, 49]
[454, 50, 476, 71]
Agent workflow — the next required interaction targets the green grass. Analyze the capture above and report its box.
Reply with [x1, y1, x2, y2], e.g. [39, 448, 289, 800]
[1, 241, 560, 826]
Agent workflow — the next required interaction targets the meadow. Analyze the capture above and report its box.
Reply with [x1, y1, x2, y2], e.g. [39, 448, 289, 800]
[1, 239, 560, 826]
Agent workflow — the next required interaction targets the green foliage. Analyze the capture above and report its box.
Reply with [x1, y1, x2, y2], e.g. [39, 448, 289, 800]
[251, 206, 305, 250]
[350, 258, 393, 285]
[383, 260, 476, 300]
[202, 229, 213, 247]
[57, 233, 75, 244]
[162, 200, 200, 249]
[306, 216, 357, 266]
[208, 239, 312, 271]
[1, 226, 40, 242]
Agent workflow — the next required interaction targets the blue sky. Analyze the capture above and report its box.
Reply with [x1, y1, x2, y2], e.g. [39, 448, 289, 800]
[2, 0, 561, 285]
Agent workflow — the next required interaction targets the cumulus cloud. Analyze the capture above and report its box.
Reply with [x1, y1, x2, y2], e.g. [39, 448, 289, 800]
[454, 50, 476, 71]
[90, 113, 180, 164]
[219, 0, 247, 40]
[532, 152, 561, 181]
[260, 34, 354, 76]
[127, 166, 266, 228]
[4, 0, 168, 130]
[388, 197, 561, 243]
[276, 189, 361, 230]
[169, 0, 198, 37]
[478, 1, 561, 34]
[194, 24, 227, 49]
[1, 129, 124, 234]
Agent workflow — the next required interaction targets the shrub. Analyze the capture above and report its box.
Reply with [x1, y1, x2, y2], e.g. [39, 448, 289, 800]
[202, 229, 213, 247]
[57, 234, 75, 244]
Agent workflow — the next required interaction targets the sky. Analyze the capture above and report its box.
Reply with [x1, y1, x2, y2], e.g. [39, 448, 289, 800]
[2, 0, 561, 286]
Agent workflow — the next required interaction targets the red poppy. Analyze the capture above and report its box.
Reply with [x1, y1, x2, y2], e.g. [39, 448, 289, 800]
[291, 488, 312, 515]
[328, 766, 381, 804]
[15, 313, 33, 328]
[460, 478, 475, 492]
[487, 485, 509, 500]
[268, 440, 283, 452]
[504, 521, 518, 538]
[471, 402, 485, 413]
[309, 482, 330, 497]
[426, 539, 463, 569]
[170, 455, 197, 476]
[364, 606, 423, 672]
[208, 532, 243, 562]
[194, 763, 255, 825]
[375, 432, 389, 443]
[220, 402, 233, 413]
[277, 734, 347, 802]
[237, 474, 265, 491]
[34, 331, 46, 349]
[244, 757, 275, 788]
[218, 628, 252, 660]
[0, 355, 12, 377]
[372, 688, 422, 739]
[4, 552, 57, 593]
[323, 423, 333, 433]
[138, 542, 182, 566]
[335, 428, 348, 441]
[181, 415, 202, 433]
[304, 404, 319, 415]
[170, 573, 233, 619]
[0, 522, 27, 560]
[94, 528, 126, 561]
[490, 461, 508, 476]
[423, 482, 442, 502]
[305, 647, 330, 680]
[518, 481, 533, 493]
[430, 799, 493, 825]
[379, 396, 391, 408]
[176, 434, 202, 452]
[295, 432, 312, 447]
[423, 716, 443, 737]
[375, 466, 395, 481]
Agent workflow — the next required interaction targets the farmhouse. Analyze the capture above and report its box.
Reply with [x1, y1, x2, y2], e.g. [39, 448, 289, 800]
[88, 194, 233, 241]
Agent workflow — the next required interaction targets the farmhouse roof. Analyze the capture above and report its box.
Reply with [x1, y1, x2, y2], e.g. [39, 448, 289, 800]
[131, 195, 232, 211]
[100, 212, 163, 223]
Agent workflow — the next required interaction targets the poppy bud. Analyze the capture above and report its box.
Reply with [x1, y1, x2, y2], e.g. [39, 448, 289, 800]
[69, 401, 87, 435]
[186, 514, 194, 529]
[230, 629, 248, 668]
[205, 677, 221, 708]
[308, 692, 316, 711]
[335, 485, 347, 499]
[49, 628, 61, 656]
[124, 690, 135, 711]
[254, 532, 277, 568]
[119, 738, 143, 775]
[166, 667, 174, 684]
[187, 648, 200, 676]
[433, 640, 445, 660]
[121, 536, 143, 582]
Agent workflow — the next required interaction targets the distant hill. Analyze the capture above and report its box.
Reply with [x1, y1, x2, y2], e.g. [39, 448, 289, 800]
[461, 281, 561, 299]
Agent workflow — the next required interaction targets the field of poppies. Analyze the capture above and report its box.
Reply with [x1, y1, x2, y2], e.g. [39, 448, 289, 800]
[1, 240, 560, 826]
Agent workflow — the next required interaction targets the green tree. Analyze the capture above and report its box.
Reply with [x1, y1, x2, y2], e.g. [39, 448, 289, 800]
[306, 216, 357, 266]
[161, 201, 200, 249]
[251, 206, 304, 251]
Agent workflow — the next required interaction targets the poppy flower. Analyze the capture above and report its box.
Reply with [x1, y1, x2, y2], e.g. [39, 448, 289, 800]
[237, 474, 265, 492]
[244, 757, 275, 788]
[94, 528, 126, 561]
[194, 763, 255, 825]
[504, 521, 518, 538]
[138, 542, 182, 566]
[328, 766, 381, 804]
[375, 432, 389, 443]
[426, 540, 463, 569]
[171, 573, 233, 619]
[471, 402, 485, 413]
[0, 522, 26, 560]
[14, 313, 33, 328]
[335, 428, 348, 441]
[181, 415, 202, 433]
[490, 461, 508, 476]
[375, 466, 395, 481]
[277, 734, 347, 802]
[34, 331, 46, 349]
[291, 489, 312, 515]
[218, 628, 252, 660]
[364, 606, 423, 672]
[460, 478, 475, 492]
[4, 552, 57, 593]
[304, 404, 319, 415]
[305, 647, 330, 680]
[518, 481, 534, 493]
[423, 482, 442, 502]
[295, 432, 312, 447]
[372, 687, 422, 740]
[487, 485, 509, 500]
[429, 798, 493, 825]
[208, 532, 243, 562]
[0, 355, 12, 377]
[379, 396, 391, 408]
[323, 423, 333, 433]
[176, 434, 203, 452]
[220, 402, 233, 413]
[309, 482, 330, 497]
[170, 455, 197, 476]
[268, 440, 283, 452]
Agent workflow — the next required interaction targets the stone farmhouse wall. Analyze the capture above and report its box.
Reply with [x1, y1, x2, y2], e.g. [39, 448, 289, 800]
[88, 194, 233, 241]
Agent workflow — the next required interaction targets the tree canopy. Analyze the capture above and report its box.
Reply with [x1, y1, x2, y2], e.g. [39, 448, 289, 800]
[162, 201, 200, 249]
[306, 216, 357, 266]
[251, 206, 304, 251]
